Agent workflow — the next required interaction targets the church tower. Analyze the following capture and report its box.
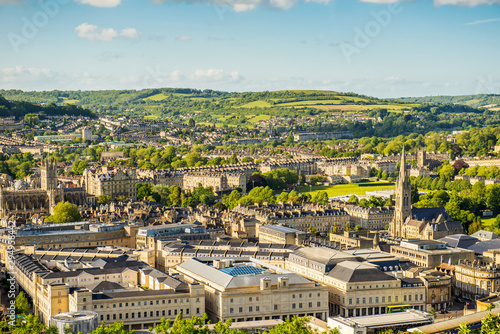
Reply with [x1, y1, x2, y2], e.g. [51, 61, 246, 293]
[392, 147, 412, 238]
[41, 158, 58, 190]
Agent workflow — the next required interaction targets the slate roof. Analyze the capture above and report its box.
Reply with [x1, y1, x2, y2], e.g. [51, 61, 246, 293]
[327, 261, 397, 283]
[178, 258, 310, 288]
[438, 234, 479, 249]
[471, 230, 499, 240]
[411, 207, 451, 221]
[467, 239, 500, 254]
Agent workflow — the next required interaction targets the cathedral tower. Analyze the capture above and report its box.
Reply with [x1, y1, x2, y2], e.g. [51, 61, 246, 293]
[392, 147, 412, 238]
[41, 158, 58, 191]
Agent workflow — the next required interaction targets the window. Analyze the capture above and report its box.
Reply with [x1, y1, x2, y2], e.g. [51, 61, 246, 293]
[186, 309, 190, 315]
[256, 306, 260, 312]
[292, 303, 296, 309]
[156, 311, 159, 317]
[274, 305, 278, 310]
[395, 296, 398, 302]
[356, 298, 359, 304]
[382, 297, 385, 303]
[125, 313, 128, 319]
[131, 313, 135, 319]
[293, 294, 295, 299]
[309, 302, 312, 308]
[317, 302, 321, 307]
[239, 307, 243, 313]
[249, 307, 253, 312]
[196, 308, 200, 314]
[369, 297, 372, 303]
[230, 298, 233, 303]
[144, 311, 147, 317]
[349, 299, 352, 305]
[249, 297, 252, 302]
[362, 298, 366, 304]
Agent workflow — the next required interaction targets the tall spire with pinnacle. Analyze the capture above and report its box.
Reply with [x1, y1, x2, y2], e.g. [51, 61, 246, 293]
[392, 146, 412, 238]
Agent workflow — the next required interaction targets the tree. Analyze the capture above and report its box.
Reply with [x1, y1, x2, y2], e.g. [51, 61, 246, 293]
[98, 195, 112, 204]
[354, 225, 363, 231]
[188, 118, 196, 128]
[438, 164, 456, 181]
[348, 194, 359, 204]
[46, 202, 81, 224]
[285, 132, 294, 146]
[277, 192, 289, 203]
[15, 291, 30, 315]
[429, 307, 436, 318]
[299, 173, 306, 185]
[312, 191, 329, 205]
[487, 184, 500, 214]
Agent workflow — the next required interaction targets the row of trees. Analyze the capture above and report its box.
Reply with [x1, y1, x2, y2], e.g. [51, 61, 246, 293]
[135, 184, 216, 207]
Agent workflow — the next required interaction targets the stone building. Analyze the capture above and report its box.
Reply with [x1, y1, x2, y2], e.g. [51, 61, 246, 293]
[82, 166, 137, 200]
[390, 239, 475, 268]
[0, 159, 87, 219]
[455, 259, 500, 300]
[285, 247, 427, 317]
[176, 257, 329, 323]
[11, 253, 204, 330]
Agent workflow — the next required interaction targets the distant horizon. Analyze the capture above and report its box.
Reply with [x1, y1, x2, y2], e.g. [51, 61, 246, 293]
[1, 87, 499, 101]
[1, 0, 500, 98]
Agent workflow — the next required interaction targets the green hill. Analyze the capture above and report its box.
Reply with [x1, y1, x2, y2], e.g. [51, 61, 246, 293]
[395, 94, 500, 110]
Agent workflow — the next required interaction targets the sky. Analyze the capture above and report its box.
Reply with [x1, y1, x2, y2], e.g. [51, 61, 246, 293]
[0, 0, 500, 98]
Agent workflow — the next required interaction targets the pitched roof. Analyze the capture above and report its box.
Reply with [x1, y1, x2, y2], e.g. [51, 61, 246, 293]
[438, 234, 479, 249]
[327, 261, 397, 283]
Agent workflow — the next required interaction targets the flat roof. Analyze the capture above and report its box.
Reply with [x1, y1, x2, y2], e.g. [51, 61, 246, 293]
[330, 310, 433, 329]
[409, 308, 500, 333]
[261, 225, 305, 234]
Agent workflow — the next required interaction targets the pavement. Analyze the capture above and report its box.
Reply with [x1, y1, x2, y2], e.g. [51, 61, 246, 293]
[434, 298, 475, 322]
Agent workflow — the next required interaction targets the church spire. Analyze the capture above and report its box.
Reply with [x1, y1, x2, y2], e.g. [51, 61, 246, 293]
[391, 146, 412, 238]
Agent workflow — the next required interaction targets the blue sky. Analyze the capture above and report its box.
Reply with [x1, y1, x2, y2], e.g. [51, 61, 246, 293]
[0, 0, 499, 98]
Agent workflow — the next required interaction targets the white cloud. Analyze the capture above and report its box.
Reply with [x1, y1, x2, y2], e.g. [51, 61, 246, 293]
[305, 0, 333, 4]
[434, 0, 500, 5]
[176, 35, 193, 41]
[97, 51, 125, 61]
[0, 0, 22, 5]
[0, 66, 55, 83]
[359, 0, 400, 3]
[465, 18, 500, 25]
[75, 23, 139, 41]
[191, 69, 242, 82]
[74, 0, 122, 7]
[268, 0, 298, 10]
[120, 27, 139, 39]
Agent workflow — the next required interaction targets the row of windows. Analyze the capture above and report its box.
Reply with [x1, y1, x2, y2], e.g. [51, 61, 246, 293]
[94, 298, 198, 309]
[348, 294, 424, 305]
[99, 308, 199, 321]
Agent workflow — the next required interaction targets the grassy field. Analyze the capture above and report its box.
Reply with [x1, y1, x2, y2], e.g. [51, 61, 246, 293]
[247, 114, 271, 123]
[238, 100, 272, 108]
[296, 181, 395, 197]
[144, 93, 170, 101]
[479, 216, 499, 235]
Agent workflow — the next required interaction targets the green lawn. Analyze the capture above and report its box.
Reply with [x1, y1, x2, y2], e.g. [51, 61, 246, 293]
[247, 114, 271, 123]
[238, 100, 272, 108]
[296, 181, 395, 197]
[479, 216, 499, 235]
[144, 93, 168, 101]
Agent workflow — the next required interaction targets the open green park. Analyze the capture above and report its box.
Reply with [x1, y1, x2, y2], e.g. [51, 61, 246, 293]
[296, 181, 395, 198]
[482, 216, 500, 235]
